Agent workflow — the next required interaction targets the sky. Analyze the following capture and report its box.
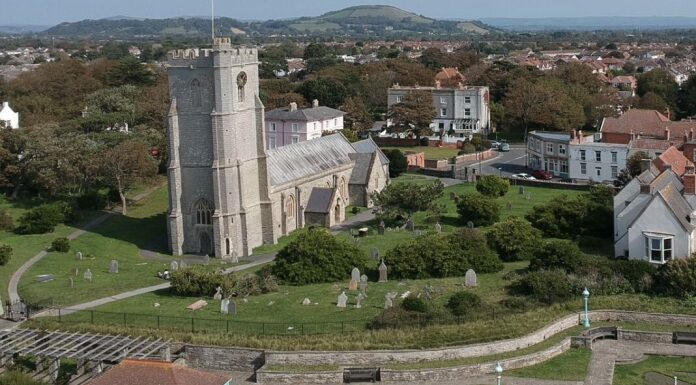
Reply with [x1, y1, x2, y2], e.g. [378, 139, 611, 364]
[3, 0, 696, 26]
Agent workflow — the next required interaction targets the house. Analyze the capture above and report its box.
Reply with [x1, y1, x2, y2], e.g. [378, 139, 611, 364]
[613, 148, 696, 262]
[527, 131, 575, 179]
[610, 76, 637, 97]
[568, 137, 628, 183]
[387, 83, 491, 140]
[265, 100, 345, 149]
[600, 109, 696, 144]
[435, 67, 465, 86]
[0, 102, 19, 129]
[86, 359, 231, 385]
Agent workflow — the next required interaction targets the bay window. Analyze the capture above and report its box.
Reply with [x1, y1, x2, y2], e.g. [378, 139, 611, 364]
[644, 234, 673, 263]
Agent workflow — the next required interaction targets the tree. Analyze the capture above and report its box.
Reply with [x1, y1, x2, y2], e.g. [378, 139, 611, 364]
[528, 239, 584, 272]
[80, 85, 140, 132]
[657, 257, 696, 297]
[385, 149, 408, 178]
[525, 195, 585, 238]
[101, 139, 157, 215]
[303, 43, 331, 60]
[387, 90, 436, 143]
[626, 151, 651, 177]
[456, 193, 500, 227]
[297, 78, 348, 109]
[487, 216, 542, 261]
[678, 75, 696, 118]
[108, 56, 156, 87]
[340, 96, 373, 134]
[272, 227, 368, 285]
[637, 69, 679, 111]
[476, 175, 509, 198]
[637, 91, 670, 113]
[371, 180, 444, 221]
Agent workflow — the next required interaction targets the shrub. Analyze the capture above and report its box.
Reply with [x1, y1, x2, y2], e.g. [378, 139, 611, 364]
[519, 269, 573, 304]
[77, 190, 108, 210]
[15, 201, 75, 234]
[528, 240, 584, 272]
[476, 175, 509, 198]
[351, 206, 360, 215]
[459, 143, 476, 155]
[457, 193, 500, 227]
[401, 297, 428, 313]
[51, 237, 70, 253]
[486, 216, 542, 261]
[0, 244, 11, 266]
[385, 149, 408, 178]
[368, 307, 425, 330]
[272, 227, 368, 285]
[446, 291, 482, 316]
[449, 228, 504, 273]
[500, 297, 530, 311]
[657, 258, 696, 297]
[0, 208, 13, 232]
[0, 371, 44, 385]
[613, 259, 656, 293]
[170, 267, 237, 297]
[525, 195, 584, 238]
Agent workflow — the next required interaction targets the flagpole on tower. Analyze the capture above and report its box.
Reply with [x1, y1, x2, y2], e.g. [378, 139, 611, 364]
[211, 0, 215, 42]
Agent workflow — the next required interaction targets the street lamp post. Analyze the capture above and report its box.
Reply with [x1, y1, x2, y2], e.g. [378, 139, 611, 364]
[498, 168, 502, 177]
[495, 362, 503, 385]
[582, 288, 591, 329]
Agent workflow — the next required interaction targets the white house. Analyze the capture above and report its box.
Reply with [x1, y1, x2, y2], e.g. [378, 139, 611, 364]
[614, 148, 696, 262]
[264, 100, 344, 150]
[568, 141, 629, 182]
[0, 102, 19, 129]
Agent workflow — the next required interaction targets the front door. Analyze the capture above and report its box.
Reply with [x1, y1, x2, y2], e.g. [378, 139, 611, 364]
[199, 232, 213, 256]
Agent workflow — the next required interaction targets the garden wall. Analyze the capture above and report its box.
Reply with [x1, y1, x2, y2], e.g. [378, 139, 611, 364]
[184, 344, 265, 371]
[372, 137, 463, 149]
[256, 370, 343, 384]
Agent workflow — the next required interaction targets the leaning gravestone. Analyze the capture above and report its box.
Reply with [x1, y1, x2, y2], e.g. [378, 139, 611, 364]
[83, 269, 92, 282]
[109, 260, 119, 274]
[406, 218, 415, 232]
[434, 222, 442, 233]
[378, 221, 386, 235]
[170, 261, 179, 272]
[467, 221, 475, 229]
[384, 293, 395, 309]
[227, 300, 237, 316]
[337, 292, 348, 308]
[465, 269, 478, 287]
[221, 299, 230, 314]
[371, 248, 380, 261]
[359, 275, 368, 296]
[518, 185, 525, 195]
[75, 251, 83, 261]
[69, 278, 74, 288]
[379, 260, 388, 283]
[356, 293, 365, 309]
[36, 275, 54, 283]
[213, 286, 223, 301]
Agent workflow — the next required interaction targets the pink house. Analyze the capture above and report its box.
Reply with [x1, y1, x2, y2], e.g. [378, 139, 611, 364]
[265, 100, 345, 149]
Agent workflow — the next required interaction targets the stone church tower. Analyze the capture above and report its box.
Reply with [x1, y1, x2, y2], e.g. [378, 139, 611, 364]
[166, 38, 275, 258]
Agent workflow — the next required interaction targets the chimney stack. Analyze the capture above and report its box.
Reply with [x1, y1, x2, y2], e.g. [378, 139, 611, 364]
[690, 129, 694, 142]
[665, 127, 670, 140]
[640, 159, 651, 173]
[684, 169, 696, 195]
[312, 99, 319, 108]
[435, 80, 441, 89]
[289, 102, 298, 111]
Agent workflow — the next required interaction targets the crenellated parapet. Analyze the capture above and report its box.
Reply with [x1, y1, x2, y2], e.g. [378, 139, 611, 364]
[168, 39, 258, 67]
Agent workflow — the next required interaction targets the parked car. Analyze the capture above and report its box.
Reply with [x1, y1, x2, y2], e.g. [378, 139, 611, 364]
[512, 173, 536, 180]
[498, 142, 510, 152]
[531, 170, 553, 180]
[490, 140, 501, 149]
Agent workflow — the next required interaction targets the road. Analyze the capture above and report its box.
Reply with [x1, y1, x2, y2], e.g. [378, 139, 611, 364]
[459, 145, 528, 178]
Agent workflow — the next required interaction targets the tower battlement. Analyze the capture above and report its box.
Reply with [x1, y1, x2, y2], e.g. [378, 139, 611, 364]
[167, 45, 258, 64]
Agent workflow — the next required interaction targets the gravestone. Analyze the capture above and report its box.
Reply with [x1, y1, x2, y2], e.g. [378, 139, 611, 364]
[230, 251, 239, 264]
[526, 193, 532, 200]
[72, 268, 79, 277]
[349, 278, 358, 291]
[379, 260, 388, 282]
[170, 261, 179, 272]
[302, 298, 311, 306]
[179, 260, 187, 269]
[227, 300, 237, 316]
[213, 286, 223, 300]
[83, 269, 92, 282]
[359, 275, 368, 296]
[467, 221, 475, 229]
[221, 299, 230, 314]
[351, 268, 361, 282]
[202, 255, 210, 265]
[69, 278, 74, 288]
[36, 275, 54, 283]
[450, 192, 457, 200]
[423, 284, 434, 301]
[186, 300, 207, 311]
[0, 296, 4, 317]
[371, 248, 380, 261]
[356, 293, 365, 309]
[518, 185, 525, 195]
[337, 292, 348, 308]
[434, 222, 442, 233]
[109, 260, 119, 274]
[414, 230, 422, 237]
[384, 293, 395, 309]
[465, 269, 478, 287]
[405, 218, 415, 232]
[378, 221, 385, 235]
[75, 251, 83, 261]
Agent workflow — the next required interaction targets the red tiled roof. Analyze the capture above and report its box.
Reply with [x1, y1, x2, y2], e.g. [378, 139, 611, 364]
[630, 138, 682, 151]
[611, 75, 636, 84]
[653, 146, 694, 176]
[601, 109, 678, 138]
[435, 67, 464, 81]
[87, 360, 230, 385]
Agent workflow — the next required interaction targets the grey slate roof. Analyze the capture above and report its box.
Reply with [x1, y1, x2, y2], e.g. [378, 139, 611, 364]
[265, 106, 345, 122]
[266, 134, 356, 187]
[352, 137, 389, 168]
[657, 182, 694, 230]
[305, 188, 335, 214]
[349, 153, 375, 185]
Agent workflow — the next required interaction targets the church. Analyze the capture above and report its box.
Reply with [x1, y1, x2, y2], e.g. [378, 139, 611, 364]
[165, 38, 390, 258]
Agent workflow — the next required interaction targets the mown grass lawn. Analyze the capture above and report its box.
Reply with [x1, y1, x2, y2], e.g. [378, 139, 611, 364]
[380, 146, 461, 160]
[507, 348, 591, 381]
[19, 185, 172, 306]
[614, 356, 696, 385]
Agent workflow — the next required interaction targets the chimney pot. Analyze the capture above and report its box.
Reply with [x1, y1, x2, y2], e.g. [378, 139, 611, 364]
[312, 99, 319, 108]
[665, 127, 670, 140]
[289, 102, 298, 111]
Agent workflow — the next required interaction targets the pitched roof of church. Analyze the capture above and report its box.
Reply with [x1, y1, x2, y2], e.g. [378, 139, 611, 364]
[266, 134, 356, 186]
[353, 137, 389, 167]
[348, 152, 376, 185]
[305, 188, 335, 214]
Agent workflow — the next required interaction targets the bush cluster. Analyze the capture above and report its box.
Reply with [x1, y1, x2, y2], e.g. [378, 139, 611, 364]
[51, 237, 71, 253]
[657, 258, 696, 297]
[486, 216, 541, 261]
[0, 244, 11, 266]
[476, 175, 509, 198]
[170, 268, 237, 297]
[272, 227, 368, 285]
[16, 201, 76, 234]
[456, 193, 500, 227]
[446, 291, 482, 316]
[385, 229, 503, 280]
[0, 208, 14, 232]
[77, 190, 108, 210]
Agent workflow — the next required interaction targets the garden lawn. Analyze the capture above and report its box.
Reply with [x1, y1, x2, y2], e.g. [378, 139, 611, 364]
[613, 356, 696, 385]
[380, 146, 460, 160]
[507, 348, 591, 381]
[18, 185, 171, 306]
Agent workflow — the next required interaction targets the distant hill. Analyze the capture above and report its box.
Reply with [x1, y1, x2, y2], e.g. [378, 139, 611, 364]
[482, 16, 696, 31]
[39, 5, 494, 38]
[0, 24, 50, 34]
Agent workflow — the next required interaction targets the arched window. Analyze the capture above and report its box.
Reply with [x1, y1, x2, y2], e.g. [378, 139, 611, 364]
[237, 72, 247, 103]
[194, 199, 213, 225]
[225, 238, 231, 256]
[286, 195, 296, 218]
[339, 177, 347, 198]
[191, 79, 202, 108]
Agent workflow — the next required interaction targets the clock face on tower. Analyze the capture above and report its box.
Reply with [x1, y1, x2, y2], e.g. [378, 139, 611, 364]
[237, 72, 248, 87]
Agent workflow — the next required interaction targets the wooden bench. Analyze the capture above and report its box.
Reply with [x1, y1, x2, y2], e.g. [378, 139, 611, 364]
[343, 368, 379, 383]
[673, 332, 696, 345]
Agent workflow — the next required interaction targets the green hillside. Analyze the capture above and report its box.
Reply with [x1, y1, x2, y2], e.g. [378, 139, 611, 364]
[318, 5, 434, 24]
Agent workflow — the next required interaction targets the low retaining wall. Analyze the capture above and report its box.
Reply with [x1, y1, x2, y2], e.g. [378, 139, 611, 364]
[380, 338, 571, 382]
[619, 330, 672, 344]
[256, 370, 344, 384]
[591, 310, 696, 327]
[184, 344, 264, 371]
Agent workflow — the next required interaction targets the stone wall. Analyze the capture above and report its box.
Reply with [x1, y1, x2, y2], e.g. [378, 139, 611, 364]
[591, 310, 696, 327]
[184, 345, 265, 371]
[619, 330, 672, 344]
[256, 370, 343, 384]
